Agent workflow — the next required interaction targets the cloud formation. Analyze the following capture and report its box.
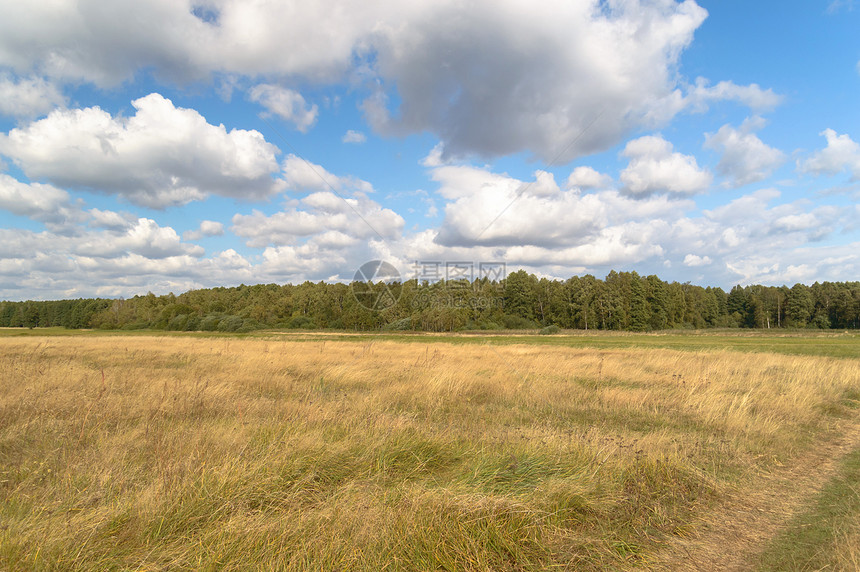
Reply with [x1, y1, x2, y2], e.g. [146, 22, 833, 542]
[800, 129, 860, 180]
[248, 84, 318, 132]
[0, 0, 718, 162]
[231, 191, 403, 248]
[342, 130, 366, 144]
[0, 174, 81, 230]
[704, 117, 786, 187]
[366, 0, 708, 161]
[0, 93, 284, 208]
[684, 78, 783, 113]
[183, 220, 225, 241]
[620, 135, 712, 196]
[0, 74, 66, 118]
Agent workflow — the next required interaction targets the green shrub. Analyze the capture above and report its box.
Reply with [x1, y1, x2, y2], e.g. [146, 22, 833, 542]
[217, 315, 244, 332]
[287, 315, 317, 329]
[383, 317, 413, 331]
[501, 314, 539, 330]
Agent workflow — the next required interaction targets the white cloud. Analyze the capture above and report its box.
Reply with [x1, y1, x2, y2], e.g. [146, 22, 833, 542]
[685, 78, 783, 112]
[88, 208, 136, 231]
[183, 220, 225, 241]
[0, 1, 751, 162]
[0, 217, 221, 300]
[0, 74, 65, 118]
[683, 254, 712, 267]
[799, 129, 860, 180]
[620, 135, 712, 197]
[567, 166, 612, 189]
[0, 174, 80, 228]
[0, 93, 284, 208]
[200, 220, 224, 236]
[75, 218, 203, 260]
[704, 117, 786, 187]
[248, 84, 318, 132]
[670, 189, 846, 265]
[231, 191, 403, 248]
[282, 154, 373, 194]
[342, 130, 366, 144]
[366, 0, 708, 162]
[427, 163, 685, 260]
[0, 1, 368, 86]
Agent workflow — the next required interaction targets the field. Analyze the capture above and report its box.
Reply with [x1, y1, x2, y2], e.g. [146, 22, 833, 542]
[2, 330, 859, 570]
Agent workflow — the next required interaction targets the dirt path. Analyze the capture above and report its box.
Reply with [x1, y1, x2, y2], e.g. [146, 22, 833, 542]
[645, 414, 860, 571]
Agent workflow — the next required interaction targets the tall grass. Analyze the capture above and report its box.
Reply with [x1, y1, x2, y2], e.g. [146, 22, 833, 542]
[1, 336, 858, 570]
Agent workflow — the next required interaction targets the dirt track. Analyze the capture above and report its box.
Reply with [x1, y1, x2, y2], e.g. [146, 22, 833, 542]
[646, 415, 860, 571]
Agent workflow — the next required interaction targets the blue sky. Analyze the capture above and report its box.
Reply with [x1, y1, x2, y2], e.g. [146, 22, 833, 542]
[0, 0, 858, 301]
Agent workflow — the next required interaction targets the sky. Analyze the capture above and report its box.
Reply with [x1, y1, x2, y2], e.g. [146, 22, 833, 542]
[0, 0, 859, 301]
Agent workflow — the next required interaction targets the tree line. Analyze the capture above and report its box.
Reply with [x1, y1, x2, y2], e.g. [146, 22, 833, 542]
[2, 270, 860, 332]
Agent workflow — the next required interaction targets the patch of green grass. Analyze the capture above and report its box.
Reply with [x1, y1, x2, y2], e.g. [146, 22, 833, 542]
[4, 327, 860, 359]
[755, 447, 860, 571]
[255, 330, 860, 359]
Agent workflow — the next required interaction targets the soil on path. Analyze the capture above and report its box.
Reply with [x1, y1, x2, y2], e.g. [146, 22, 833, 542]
[644, 415, 860, 571]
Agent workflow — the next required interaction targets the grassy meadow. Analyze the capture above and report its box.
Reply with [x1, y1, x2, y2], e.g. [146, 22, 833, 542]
[1, 331, 859, 570]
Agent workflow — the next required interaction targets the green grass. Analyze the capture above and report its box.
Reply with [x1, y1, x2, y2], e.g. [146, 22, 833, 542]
[755, 447, 860, 571]
[264, 329, 860, 359]
[4, 327, 858, 358]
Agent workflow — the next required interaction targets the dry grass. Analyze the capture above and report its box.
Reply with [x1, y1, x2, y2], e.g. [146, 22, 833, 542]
[1, 335, 858, 570]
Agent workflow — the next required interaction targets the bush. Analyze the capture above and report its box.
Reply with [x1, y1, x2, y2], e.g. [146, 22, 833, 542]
[236, 319, 261, 333]
[501, 314, 540, 330]
[199, 314, 223, 331]
[167, 314, 189, 331]
[217, 315, 244, 332]
[539, 324, 561, 335]
[383, 317, 413, 331]
[287, 315, 317, 329]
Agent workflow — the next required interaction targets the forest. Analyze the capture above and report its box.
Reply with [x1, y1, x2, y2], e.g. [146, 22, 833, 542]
[2, 270, 859, 332]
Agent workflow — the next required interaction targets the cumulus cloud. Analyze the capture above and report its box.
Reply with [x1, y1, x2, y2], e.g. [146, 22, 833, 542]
[183, 220, 225, 241]
[0, 93, 284, 208]
[248, 84, 318, 132]
[0, 1, 715, 161]
[639, 188, 856, 286]
[620, 135, 712, 197]
[0, 74, 66, 118]
[0, 1, 369, 86]
[366, 0, 708, 162]
[282, 154, 373, 194]
[88, 208, 136, 231]
[567, 166, 612, 189]
[0, 216, 219, 300]
[425, 163, 686, 266]
[231, 191, 403, 248]
[704, 117, 786, 187]
[684, 78, 783, 112]
[342, 130, 367, 144]
[684, 190, 842, 254]
[75, 218, 203, 259]
[0, 174, 81, 229]
[799, 129, 860, 180]
[683, 253, 712, 267]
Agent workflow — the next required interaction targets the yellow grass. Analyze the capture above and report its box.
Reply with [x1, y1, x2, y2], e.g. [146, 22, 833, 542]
[1, 335, 858, 570]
